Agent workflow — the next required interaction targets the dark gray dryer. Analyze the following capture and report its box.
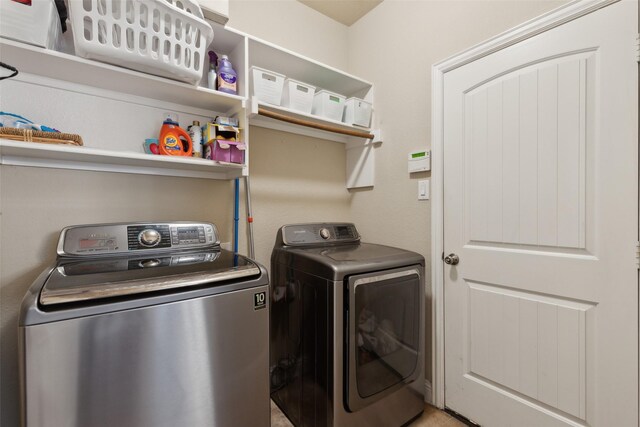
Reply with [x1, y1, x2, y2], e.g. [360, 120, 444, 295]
[270, 223, 425, 427]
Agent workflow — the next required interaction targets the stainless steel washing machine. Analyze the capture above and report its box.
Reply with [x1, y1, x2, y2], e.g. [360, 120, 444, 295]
[19, 221, 270, 427]
[270, 223, 425, 427]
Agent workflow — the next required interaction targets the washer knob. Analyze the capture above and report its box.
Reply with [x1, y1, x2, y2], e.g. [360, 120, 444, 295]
[320, 228, 331, 240]
[139, 229, 161, 247]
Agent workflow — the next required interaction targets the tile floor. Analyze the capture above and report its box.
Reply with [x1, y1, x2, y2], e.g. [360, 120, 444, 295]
[270, 400, 466, 427]
[270, 400, 294, 427]
[410, 404, 466, 426]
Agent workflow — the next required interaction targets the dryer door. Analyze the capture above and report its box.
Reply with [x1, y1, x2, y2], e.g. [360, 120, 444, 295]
[345, 266, 423, 412]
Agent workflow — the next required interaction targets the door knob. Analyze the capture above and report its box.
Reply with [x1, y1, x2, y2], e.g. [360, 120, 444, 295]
[444, 254, 459, 265]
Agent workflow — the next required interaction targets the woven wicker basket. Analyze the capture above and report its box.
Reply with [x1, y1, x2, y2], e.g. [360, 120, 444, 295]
[0, 127, 83, 146]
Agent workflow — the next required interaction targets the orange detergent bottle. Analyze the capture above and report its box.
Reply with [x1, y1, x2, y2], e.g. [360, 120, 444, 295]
[159, 117, 193, 156]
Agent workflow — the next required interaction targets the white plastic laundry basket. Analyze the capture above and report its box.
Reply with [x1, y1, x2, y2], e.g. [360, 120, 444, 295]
[68, 0, 214, 85]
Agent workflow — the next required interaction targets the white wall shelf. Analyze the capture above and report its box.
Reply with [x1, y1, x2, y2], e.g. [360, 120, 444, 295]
[1, 22, 376, 187]
[0, 139, 245, 180]
[0, 38, 245, 114]
[247, 37, 373, 98]
[243, 33, 377, 188]
[249, 99, 375, 143]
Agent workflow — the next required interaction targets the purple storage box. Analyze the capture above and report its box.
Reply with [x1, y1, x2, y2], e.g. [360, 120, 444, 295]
[206, 139, 246, 164]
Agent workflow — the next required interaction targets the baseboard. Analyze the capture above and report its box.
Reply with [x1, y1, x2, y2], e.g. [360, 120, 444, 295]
[425, 380, 433, 404]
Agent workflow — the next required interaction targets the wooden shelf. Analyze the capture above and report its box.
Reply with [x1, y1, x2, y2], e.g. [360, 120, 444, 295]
[249, 99, 376, 143]
[0, 38, 245, 113]
[0, 139, 245, 180]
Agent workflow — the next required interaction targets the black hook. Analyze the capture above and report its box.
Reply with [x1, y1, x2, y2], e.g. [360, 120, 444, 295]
[0, 62, 18, 81]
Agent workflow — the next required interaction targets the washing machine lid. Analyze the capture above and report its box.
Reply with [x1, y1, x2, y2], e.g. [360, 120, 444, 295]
[40, 249, 261, 306]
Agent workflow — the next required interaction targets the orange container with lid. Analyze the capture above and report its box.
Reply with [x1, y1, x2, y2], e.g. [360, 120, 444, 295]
[159, 118, 192, 156]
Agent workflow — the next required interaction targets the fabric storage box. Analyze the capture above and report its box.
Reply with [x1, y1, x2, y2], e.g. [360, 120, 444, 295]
[343, 97, 372, 128]
[312, 90, 346, 121]
[203, 122, 244, 164]
[205, 140, 246, 164]
[67, 0, 214, 85]
[281, 79, 315, 114]
[251, 66, 285, 106]
[0, 0, 62, 49]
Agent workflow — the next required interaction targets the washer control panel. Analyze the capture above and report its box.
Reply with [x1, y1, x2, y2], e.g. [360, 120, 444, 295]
[281, 223, 359, 246]
[58, 222, 220, 257]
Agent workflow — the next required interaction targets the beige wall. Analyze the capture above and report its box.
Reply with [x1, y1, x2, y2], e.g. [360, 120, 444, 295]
[347, 0, 566, 384]
[228, 0, 349, 70]
[246, 127, 352, 265]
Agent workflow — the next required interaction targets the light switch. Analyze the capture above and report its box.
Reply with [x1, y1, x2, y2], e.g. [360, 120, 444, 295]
[418, 180, 429, 200]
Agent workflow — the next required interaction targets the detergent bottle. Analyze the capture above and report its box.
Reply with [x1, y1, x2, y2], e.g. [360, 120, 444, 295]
[217, 55, 237, 95]
[159, 115, 193, 156]
[188, 120, 202, 158]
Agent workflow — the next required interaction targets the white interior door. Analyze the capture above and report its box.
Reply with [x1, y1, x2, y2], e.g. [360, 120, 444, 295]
[442, 1, 638, 426]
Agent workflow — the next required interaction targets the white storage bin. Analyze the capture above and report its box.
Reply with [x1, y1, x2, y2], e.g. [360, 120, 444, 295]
[67, 0, 214, 85]
[251, 66, 285, 106]
[312, 90, 346, 121]
[343, 97, 372, 128]
[0, 0, 62, 49]
[281, 79, 315, 114]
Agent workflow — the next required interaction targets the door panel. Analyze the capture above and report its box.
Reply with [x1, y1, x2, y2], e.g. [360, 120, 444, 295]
[443, 1, 638, 426]
[467, 283, 592, 419]
[465, 52, 592, 251]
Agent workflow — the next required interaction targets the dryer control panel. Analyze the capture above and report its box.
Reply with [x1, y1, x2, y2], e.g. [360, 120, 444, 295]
[57, 222, 220, 257]
[280, 223, 360, 246]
